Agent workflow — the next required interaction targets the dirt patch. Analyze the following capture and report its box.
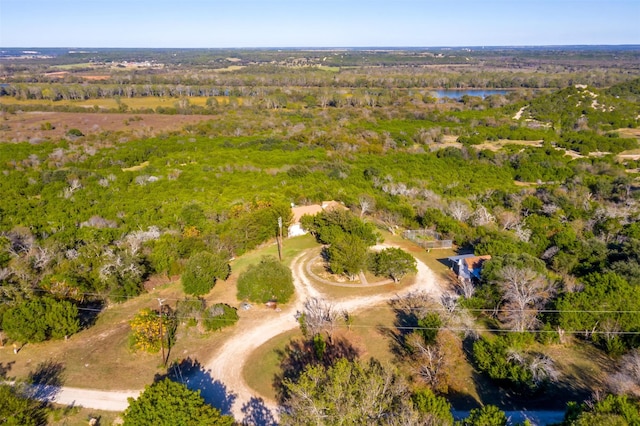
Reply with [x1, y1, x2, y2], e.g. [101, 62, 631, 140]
[0, 111, 216, 143]
[476, 139, 543, 152]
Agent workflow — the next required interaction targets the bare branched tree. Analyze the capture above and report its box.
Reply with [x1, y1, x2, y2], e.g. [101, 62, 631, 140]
[471, 204, 495, 227]
[528, 354, 560, 385]
[390, 291, 437, 321]
[607, 349, 640, 397]
[456, 278, 476, 299]
[376, 210, 401, 235]
[358, 195, 375, 218]
[301, 297, 339, 340]
[408, 333, 445, 389]
[447, 199, 472, 222]
[0, 267, 12, 281]
[497, 210, 521, 230]
[31, 246, 54, 271]
[497, 266, 556, 332]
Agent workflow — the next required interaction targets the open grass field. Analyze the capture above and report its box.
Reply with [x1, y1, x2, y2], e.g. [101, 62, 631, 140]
[0, 96, 214, 110]
[0, 111, 216, 143]
[475, 139, 543, 152]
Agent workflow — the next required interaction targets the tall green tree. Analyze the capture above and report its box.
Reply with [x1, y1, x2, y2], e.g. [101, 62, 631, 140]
[563, 394, 640, 426]
[282, 358, 411, 426]
[2, 297, 80, 343]
[123, 378, 234, 426]
[0, 383, 46, 426]
[327, 233, 369, 280]
[181, 251, 230, 296]
[557, 272, 640, 352]
[461, 405, 508, 426]
[237, 256, 294, 303]
[369, 247, 417, 283]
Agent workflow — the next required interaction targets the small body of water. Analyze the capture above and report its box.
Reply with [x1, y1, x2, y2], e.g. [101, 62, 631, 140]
[431, 89, 510, 99]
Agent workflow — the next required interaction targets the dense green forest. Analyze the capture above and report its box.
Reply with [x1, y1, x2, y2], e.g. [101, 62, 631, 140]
[1, 48, 640, 424]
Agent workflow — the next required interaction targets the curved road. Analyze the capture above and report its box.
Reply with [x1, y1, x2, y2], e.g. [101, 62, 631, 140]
[204, 248, 444, 420]
[46, 247, 442, 419]
[43, 248, 566, 425]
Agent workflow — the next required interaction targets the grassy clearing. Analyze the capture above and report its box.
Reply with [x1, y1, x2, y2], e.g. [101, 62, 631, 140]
[316, 66, 340, 72]
[0, 96, 236, 110]
[475, 139, 543, 152]
[617, 128, 640, 140]
[48, 405, 122, 426]
[0, 283, 189, 390]
[242, 329, 301, 401]
[231, 234, 318, 276]
[242, 303, 396, 402]
[0, 237, 317, 390]
[121, 160, 149, 172]
[213, 65, 246, 72]
[49, 63, 96, 70]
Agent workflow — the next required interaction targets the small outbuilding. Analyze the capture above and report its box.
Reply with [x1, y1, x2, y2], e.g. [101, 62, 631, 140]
[447, 254, 491, 282]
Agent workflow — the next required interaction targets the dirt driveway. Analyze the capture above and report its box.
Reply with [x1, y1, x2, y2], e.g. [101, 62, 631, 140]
[203, 246, 446, 421]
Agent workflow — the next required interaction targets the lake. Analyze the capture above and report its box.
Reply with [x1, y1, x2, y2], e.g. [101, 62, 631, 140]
[431, 89, 510, 99]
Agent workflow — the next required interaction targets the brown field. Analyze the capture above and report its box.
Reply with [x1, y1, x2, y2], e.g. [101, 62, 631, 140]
[0, 111, 216, 143]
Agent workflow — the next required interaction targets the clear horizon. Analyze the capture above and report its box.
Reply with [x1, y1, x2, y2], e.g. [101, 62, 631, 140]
[1, 0, 639, 48]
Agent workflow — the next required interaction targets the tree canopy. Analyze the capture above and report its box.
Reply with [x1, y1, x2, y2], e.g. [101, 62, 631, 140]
[281, 358, 446, 426]
[236, 256, 294, 303]
[181, 251, 231, 296]
[123, 378, 234, 426]
[2, 297, 80, 343]
[0, 383, 47, 426]
[369, 247, 417, 283]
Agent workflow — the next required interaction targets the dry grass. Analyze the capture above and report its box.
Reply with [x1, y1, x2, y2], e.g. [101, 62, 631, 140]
[48, 405, 122, 426]
[0, 236, 318, 390]
[121, 161, 149, 172]
[0, 111, 215, 143]
[0, 283, 186, 390]
[475, 139, 543, 152]
[242, 303, 396, 402]
[242, 330, 301, 401]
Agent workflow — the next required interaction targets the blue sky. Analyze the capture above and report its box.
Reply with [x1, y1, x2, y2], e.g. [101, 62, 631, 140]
[1, 0, 638, 47]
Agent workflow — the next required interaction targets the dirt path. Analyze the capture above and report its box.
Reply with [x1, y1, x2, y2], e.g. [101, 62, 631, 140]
[41, 246, 445, 420]
[33, 385, 139, 411]
[203, 246, 445, 421]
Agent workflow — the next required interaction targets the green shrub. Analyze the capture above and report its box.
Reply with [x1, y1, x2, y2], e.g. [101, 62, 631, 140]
[202, 303, 239, 332]
[181, 251, 230, 296]
[2, 297, 80, 343]
[65, 128, 84, 137]
[237, 256, 294, 303]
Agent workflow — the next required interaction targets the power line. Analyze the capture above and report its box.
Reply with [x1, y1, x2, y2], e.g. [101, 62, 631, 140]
[5, 286, 640, 316]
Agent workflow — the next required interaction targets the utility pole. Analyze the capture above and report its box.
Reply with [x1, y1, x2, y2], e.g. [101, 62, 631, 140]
[277, 216, 283, 261]
[157, 298, 166, 366]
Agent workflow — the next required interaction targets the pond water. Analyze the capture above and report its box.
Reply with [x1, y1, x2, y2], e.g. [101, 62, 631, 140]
[431, 89, 510, 99]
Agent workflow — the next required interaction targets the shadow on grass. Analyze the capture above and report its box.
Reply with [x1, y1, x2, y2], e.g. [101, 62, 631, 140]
[78, 300, 105, 329]
[241, 396, 278, 426]
[26, 359, 65, 402]
[456, 336, 593, 411]
[0, 361, 15, 379]
[156, 357, 237, 416]
[273, 334, 360, 403]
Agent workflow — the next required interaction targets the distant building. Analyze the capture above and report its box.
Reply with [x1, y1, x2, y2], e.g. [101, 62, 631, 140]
[447, 254, 491, 282]
[289, 201, 346, 237]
